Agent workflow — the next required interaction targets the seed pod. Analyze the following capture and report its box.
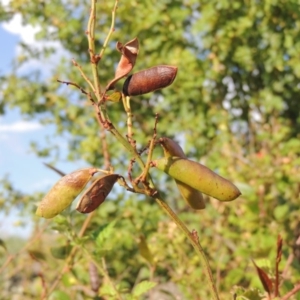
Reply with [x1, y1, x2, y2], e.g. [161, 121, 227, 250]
[153, 157, 241, 202]
[160, 137, 205, 209]
[123, 65, 178, 96]
[76, 174, 119, 213]
[160, 137, 186, 158]
[36, 168, 97, 219]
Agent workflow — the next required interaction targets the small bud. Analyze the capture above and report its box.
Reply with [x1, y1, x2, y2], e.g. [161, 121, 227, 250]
[36, 168, 97, 219]
[123, 65, 178, 96]
[76, 174, 119, 213]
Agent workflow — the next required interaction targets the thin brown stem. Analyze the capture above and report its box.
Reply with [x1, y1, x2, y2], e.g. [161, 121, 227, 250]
[138, 115, 159, 184]
[100, 125, 111, 169]
[71, 59, 96, 94]
[281, 282, 300, 300]
[0, 221, 50, 273]
[154, 196, 219, 300]
[275, 235, 283, 297]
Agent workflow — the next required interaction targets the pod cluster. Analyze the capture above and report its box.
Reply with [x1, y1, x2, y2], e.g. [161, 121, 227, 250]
[36, 168, 119, 219]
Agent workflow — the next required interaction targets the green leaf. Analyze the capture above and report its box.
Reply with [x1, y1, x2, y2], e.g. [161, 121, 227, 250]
[49, 290, 70, 300]
[274, 204, 289, 221]
[50, 245, 72, 259]
[132, 281, 157, 298]
[106, 91, 122, 102]
[95, 220, 117, 248]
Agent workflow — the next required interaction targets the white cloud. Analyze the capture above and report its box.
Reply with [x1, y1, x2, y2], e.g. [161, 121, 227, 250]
[0, 120, 42, 132]
[1, 0, 11, 7]
[2, 13, 39, 45]
[1, 12, 71, 75]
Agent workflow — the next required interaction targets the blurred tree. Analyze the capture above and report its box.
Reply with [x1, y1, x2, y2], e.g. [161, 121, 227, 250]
[0, 0, 299, 299]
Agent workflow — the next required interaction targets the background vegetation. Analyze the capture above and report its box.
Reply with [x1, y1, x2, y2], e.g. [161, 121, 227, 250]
[0, 0, 299, 299]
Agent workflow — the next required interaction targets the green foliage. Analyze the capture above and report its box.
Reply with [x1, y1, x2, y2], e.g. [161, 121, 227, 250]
[1, 0, 300, 299]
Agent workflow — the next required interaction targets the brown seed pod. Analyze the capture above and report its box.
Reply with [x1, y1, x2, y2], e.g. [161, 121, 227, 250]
[36, 168, 98, 219]
[76, 174, 119, 213]
[123, 65, 178, 96]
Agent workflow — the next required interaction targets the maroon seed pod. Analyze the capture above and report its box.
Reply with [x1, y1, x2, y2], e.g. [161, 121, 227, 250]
[76, 174, 119, 213]
[123, 65, 178, 96]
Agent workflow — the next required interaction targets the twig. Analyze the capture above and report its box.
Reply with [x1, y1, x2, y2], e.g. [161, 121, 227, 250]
[57, 79, 95, 103]
[0, 221, 50, 273]
[137, 114, 159, 185]
[275, 234, 283, 297]
[100, 125, 111, 169]
[154, 196, 220, 300]
[281, 282, 300, 300]
[122, 94, 136, 148]
[71, 59, 96, 94]
[98, 0, 119, 59]
[87, 0, 102, 100]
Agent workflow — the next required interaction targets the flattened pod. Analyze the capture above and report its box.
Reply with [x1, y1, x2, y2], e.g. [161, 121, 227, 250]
[123, 65, 178, 96]
[153, 157, 241, 202]
[76, 174, 119, 213]
[160, 137, 205, 210]
[36, 168, 98, 219]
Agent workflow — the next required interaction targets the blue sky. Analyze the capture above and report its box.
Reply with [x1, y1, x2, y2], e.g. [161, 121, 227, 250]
[0, 8, 86, 237]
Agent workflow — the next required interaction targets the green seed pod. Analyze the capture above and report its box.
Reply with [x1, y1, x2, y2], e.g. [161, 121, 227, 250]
[76, 174, 119, 213]
[123, 65, 177, 96]
[36, 168, 98, 218]
[160, 137, 205, 209]
[153, 157, 241, 202]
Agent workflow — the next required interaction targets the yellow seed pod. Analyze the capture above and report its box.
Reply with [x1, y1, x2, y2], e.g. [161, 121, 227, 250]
[160, 137, 205, 209]
[76, 174, 119, 213]
[153, 157, 241, 202]
[36, 168, 98, 219]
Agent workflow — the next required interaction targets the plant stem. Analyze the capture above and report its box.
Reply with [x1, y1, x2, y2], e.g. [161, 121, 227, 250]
[281, 282, 300, 300]
[47, 212, 96, 296]
[87, 0, 102, 99]
[0, 221, 50, 273]
[98, 0, 119, 59]
[155, 196, 220, 300]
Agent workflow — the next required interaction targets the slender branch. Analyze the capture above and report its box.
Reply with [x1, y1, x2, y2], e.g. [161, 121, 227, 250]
[98, 0, 119, 59]
[138, 114, 159, 184]
[57, 79, 95, 103]
[154, 196, 220, 300]
[71, 59, 96, 94]
[100, 125, 111, 169]
[0, 221, 50, 273]
[275, 234, 283, 297]
[87, 0, 102, 99]
[281, 282, 300, 300]
[122, 95, 136, 148]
